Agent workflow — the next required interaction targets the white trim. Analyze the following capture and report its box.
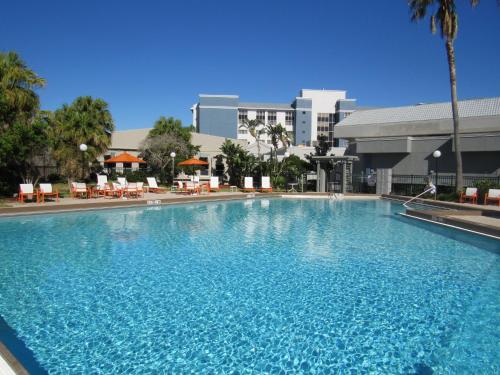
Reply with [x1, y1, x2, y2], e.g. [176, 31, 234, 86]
[295, 108, 312, 111]
[238, 105, 293, 111]
[199, 105, 238, 110]
[398, 213, 500, 240]
[199, 94, 238, 98]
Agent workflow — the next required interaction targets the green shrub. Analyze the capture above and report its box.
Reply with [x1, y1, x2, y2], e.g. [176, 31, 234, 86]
[123, 170, 149, 183]
[436, 192, 459, 202]
[46, 173, 63, 183]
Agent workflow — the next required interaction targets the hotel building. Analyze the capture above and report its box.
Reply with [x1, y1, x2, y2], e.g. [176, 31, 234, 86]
[191, 89, 357, 148]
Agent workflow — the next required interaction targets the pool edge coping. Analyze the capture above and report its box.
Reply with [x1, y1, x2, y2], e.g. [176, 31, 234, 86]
[0, 193, 381, 218]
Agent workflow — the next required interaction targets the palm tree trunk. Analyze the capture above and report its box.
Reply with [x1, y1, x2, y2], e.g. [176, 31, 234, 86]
[445, 39, 464, 193]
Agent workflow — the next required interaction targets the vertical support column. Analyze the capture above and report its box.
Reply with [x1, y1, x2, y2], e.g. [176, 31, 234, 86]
[376, 168, 392, 195]
[341, 162, 347, 194]
[316, 161, 321, 192]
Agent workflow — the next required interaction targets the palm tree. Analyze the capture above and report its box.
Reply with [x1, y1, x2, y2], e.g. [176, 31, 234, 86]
[409, 0, 480, 192]
[51, 96, 115, 180]
[0, 51, 46, 129]
[266, 123, 291, 161]
[239, 118, 265, 173]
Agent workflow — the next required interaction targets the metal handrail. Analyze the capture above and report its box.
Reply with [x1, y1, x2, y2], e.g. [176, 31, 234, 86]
[403, 184, 436, 209]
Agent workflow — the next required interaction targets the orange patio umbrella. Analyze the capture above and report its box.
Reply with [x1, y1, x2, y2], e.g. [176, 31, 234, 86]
[104, 152, 146, 164]
[177, 158, 208, 166]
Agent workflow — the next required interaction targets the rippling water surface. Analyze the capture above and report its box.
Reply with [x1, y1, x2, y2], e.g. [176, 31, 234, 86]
[0, 199, 498, 374]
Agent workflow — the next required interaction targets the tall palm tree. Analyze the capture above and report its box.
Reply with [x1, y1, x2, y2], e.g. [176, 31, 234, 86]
[0, 51, 46, 129]
[409, 0, 480, 192]
[266, 123, 291, 161]
[51, 96, 115, 180]
[240, 118, 265, 174]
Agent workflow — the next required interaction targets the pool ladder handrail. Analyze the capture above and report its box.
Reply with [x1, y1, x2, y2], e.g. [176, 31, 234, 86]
[403, 184, 436, 209]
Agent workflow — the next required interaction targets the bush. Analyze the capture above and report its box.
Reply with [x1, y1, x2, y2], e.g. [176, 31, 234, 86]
[46, 173, 63, 183]
[123, 170, 149, 183]
[436, 192, 459, 202]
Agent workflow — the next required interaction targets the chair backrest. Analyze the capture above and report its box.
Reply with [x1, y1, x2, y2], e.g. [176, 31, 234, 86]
[210, 176, 219, 188]
[147, 177, 158, 188]
[112, 182, 121, 190]
[177, 181, 183, 188]
[465, 187, 477, 196]
[75, 182, 86, 190]
[488, 189, 500, 198]
[127, 182, 137, 189]
[97, 175, 108, 187]
[136, 182, 143, 190]
[244, 177, 253, 189]
[117, 177, 127, 186]
[39, 183, 52, 193]
[261, 176, 271, 189]
[20, 184, 34, 194]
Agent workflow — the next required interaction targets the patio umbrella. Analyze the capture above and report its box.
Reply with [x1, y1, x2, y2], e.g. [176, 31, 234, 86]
[177, 158, 208, 166]
[177, 158, 209, 180]
[104, 152, 146, 164]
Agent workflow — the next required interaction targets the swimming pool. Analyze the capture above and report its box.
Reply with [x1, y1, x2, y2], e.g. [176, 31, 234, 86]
[0, 199, 498, 373]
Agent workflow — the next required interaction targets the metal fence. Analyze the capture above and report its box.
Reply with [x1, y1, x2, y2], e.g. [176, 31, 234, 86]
[352, 174, 500, 195]
[392, 174, 500, 196]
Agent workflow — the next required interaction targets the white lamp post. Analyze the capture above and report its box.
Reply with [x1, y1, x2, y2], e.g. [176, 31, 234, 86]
[79, 143, 88, 179]
[432, 150, 441, 199]
[170, 151, 176, 183]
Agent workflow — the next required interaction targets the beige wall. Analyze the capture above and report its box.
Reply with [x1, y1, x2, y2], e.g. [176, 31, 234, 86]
[99, 129, 246, 178]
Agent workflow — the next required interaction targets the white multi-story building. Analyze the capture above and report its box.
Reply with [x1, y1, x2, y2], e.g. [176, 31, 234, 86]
[191, 89, 357, 148]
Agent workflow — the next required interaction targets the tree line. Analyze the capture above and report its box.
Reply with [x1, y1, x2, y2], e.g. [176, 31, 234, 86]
[0, 51, 198, 196]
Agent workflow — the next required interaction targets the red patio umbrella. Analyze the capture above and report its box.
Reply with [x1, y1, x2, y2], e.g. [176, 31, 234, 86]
[177, 158, 208, 166]
[104, 152, 146, 164]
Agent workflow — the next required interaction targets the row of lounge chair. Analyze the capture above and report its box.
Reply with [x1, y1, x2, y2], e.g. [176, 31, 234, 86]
[459, 188, 500, 206]
[17, 175, 275, 203]
[18, 183, 59, 203]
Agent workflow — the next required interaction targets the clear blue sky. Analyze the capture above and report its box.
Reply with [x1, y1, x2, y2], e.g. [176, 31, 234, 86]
[2, 0, 499, 130]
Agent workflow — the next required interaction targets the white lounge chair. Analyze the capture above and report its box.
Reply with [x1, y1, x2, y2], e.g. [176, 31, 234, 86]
[124, 182, 139, 198]
[242, 177, 255, 192]
[145, 177, 166, 193]
[209, 176, 219, 192]
[18, 183, 34, 203]
[484, 189, 500, 206]
[117, 177, 128, 187]
[184, 181, 199, 195]
[136, 182, 144, 197]
[94, 175, 108, 196]
[259, 176, 272, 192]
[71, 182, 88, 199]
[459, 187, 477, 204]
[38, 183, 59, 203]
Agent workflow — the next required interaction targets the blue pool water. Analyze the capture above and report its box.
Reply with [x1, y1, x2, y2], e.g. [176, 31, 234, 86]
[0, 199, 498, 374]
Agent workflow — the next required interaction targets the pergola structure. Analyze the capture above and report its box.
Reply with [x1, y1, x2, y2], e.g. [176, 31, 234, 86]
[310, 155, 359, 193]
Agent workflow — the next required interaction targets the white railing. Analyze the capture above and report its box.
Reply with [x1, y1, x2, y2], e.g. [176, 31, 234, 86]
[402, 183, 436, 209]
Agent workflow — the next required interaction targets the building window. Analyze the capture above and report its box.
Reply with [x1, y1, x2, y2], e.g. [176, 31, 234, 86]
[317, 113, 335, 147]
[285, 111, 294, 126]
[238, 129, 248, 135]
[302, 111, 306, 115]
[267, 111, 276, 125]
[256, 110, 265, 122]
[238, 110, 248, 124]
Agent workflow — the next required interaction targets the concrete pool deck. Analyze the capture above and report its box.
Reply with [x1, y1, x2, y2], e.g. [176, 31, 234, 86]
[0, 192, 380, 217]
